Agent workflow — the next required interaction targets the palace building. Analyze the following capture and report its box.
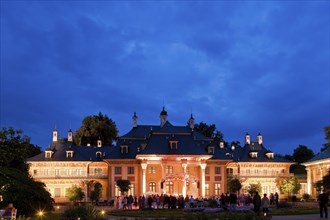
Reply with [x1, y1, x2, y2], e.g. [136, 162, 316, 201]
[303, 148, 330, 198]
[28, 107, 293, 203]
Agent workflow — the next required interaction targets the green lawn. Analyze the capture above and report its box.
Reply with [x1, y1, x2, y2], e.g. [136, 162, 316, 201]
[26, 206, 319, 220]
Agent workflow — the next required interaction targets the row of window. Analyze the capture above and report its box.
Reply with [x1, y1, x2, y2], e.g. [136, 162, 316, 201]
[33, 168, 104, 176]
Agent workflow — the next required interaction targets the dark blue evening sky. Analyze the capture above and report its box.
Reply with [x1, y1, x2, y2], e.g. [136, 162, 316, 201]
[1, 1, 329, 156]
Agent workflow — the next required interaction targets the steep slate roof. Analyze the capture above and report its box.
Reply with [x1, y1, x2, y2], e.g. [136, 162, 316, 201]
[231, 141, 291, 163]
[106, 121, 213, 159]
[306, 147, 330, 163]
[27, 138, 113, 162]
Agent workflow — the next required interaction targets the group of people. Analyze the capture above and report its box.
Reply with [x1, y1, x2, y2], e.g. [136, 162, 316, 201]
[114, 191, 280, 214]
[227, 191, 279, 216]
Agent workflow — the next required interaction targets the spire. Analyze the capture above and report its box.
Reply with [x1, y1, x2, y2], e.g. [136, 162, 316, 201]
[132, 112, 138, 128]
[160, 106, 168, 127]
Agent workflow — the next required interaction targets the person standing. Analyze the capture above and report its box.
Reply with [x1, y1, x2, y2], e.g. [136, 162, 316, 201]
[253, 192, 262, 216]
[229, 191, 238, 212]
[261, 194, 270, 216]
[318, 192, 329, 218]
[274, 192, 279, 208]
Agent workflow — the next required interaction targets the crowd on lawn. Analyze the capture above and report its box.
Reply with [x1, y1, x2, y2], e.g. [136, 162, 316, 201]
[113, 192, 279, 216]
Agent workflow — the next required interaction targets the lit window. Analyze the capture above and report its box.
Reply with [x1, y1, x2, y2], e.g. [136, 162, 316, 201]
[249, 152, 258, 158]
[205, 184, 210, 197]
[45, 151, 52, 158]
[66, 151, 74, 158]
[120, 145, 129, 154]
[166, 181, 174, 194]
[169, 141, 178, 149]
[76, 169, 81, 176]
[55, 169, 60, 176]
[96, 151, 102, 159]
[149, 182, 156, 192]
[65, 169, 71, 175]
[94, 168, 103, 175]
[128, 167, 134, 174]
[115, 167, 122, 175]
[208, 146, 214, 154]
[149, 166, 156, 174]
[44, 169, 49, 175]
[227, 168, 233, 176]
[165, 166, 173, 174]
[215, 183, 221, 195]
[54, 188, 61, 197]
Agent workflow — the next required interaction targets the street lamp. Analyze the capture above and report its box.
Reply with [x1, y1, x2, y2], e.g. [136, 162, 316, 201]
[38, 211, 44, 219]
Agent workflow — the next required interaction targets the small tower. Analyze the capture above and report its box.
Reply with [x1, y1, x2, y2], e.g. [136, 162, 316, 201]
[97, 139, 102, 147]
[132, 112, 138, 128]
[245, 132, 251, 144]
[68, 129, 73, 142]
[188, 113, 195, 130]
[257, 133, 263, 145]
[160, 106, 168, 127]
[53, 128, 58, 142]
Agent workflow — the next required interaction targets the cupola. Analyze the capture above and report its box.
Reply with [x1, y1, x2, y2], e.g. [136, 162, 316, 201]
[52, 128, 58, 142]
[68, 129, 73, 142]
[188, 113, 195, 130]
[132, 112, 138, 128]
[257, 133, 263, 144]
[245, 132, 250, 144]
[160, 106, 168, 127]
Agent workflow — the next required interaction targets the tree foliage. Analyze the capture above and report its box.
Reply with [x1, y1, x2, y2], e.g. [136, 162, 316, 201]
[0, 127, 53, 216]
[227, 178, 242, 193]
[89, 183, 102, 203]
[194, 122, 224, 144]
[321, 126, 330, 152]
[246, 182, 262, 195]
[280, 177, 301, 196]
[0, 168, 54, 216]
[66, 185, 85, 202]
[292, 145, 314, 163]
[0, 127, 41, 171]
[315, 169, 330, 193]
[74, 112, 118, 146]
[116, 179, 131, 194]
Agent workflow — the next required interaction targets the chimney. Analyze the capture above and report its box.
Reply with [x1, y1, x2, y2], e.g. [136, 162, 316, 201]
[257, 133, 263, 145]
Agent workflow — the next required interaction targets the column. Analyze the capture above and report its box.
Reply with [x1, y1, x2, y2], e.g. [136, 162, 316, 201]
[200, 161, 207, 197]
[182, 162, 187, 197]
[141, 163, 147, 195]
[306, 168, 311, 195]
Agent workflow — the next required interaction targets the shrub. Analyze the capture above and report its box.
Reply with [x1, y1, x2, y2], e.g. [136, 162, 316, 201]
[208, 199, 218, 208]
[278, 200, 292, 208]
[62, 205, 103, 220]
[302, 193, 311, 201]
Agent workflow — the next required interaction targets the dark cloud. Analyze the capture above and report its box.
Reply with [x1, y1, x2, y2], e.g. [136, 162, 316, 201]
[1, 1, 329, 155]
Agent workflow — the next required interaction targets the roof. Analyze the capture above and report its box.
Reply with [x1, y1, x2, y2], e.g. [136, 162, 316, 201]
[305, 147, 330, 163]
[27, 138, 113, 162]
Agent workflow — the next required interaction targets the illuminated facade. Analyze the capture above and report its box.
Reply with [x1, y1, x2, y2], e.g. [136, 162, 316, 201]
[28, 108, 293, 202]
[302, 148, 330, 198]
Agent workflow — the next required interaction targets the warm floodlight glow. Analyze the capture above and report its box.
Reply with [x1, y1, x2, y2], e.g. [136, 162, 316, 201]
[101, 210, 105, 215]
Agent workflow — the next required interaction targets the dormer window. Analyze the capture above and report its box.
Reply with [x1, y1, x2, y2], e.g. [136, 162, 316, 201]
[266, 152, 274, 159]
[169, 140, 178, 149]
[45, 150, 53, 158]
[66, 150, 74, 158]
[208, 146, 215, 154]
[249, 152, 258, 158]
[96, 151, 102, 159]
[120, 145, 129, 154]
